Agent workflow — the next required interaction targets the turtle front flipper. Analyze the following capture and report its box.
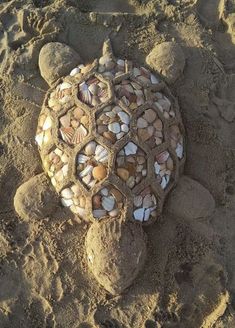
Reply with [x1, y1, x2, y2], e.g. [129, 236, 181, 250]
[85, 218, 147, 295]
[14, 173, 59, 221]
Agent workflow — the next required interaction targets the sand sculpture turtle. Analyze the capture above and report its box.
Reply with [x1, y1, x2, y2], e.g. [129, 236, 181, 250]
[14, 40, 186, 295]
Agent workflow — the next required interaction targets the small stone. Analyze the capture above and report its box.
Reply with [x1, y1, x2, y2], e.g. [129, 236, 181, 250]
[117, 168, 129, 181]
[61, 188, 74, 199]
[108, 122, 121, 134]
[133, 208, 145, 222]
[134, 195, 143, 207]
[143, 194, 153, 208]
[138, 128, 150, 142]
[103, 131, 116, 143]
[79, 196, 86, 208]
[102, 196, 115, 211]
[109, 209, 120, 217]
[124, 142, 138, 156]
[143, 109, 157, 123]
[127, 176, 135, 188]
[92, 165, 107, 181]
[93, 195, 101, 209]
[116, 132, 125, 140]
[154, 119, 163, 130]
[121, 124, 129, 133]
[93, 209, 106, 218]
[118, 111, 130, 124]
[110, 188, 123, 202]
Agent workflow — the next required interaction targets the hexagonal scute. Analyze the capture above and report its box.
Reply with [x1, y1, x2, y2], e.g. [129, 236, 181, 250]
[169, 124, 184, 160]
[60, 184, 86, 218]
[151, 91, 176, 120]
[114, 78, 146, 110]
[115, 142, 147, 189]
[92, 185, 125, 219]
[133, 186, 158, 223]
[136, 108, 164, 148]
[76, 141, 109, 189]
[43, 147, 69, 190]
[96, 104, 130, 143]
[132, 66, 159, 86]
[77, 76, 109, 108]
[35, 113, 53, 149]
[154, 150, 174, 190]
[48, 81, 74, 112]
[58, 107, 89, 146]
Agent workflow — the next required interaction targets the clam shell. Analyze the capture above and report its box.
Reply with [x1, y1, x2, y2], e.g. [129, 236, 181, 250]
[102, 196, 115, 211]
[70, 67, 81, 76]
[84, 141, 96, 156]
[95, 147, 108, 162]
[61, 198, 73, 207]
[79, 165, 93, 178]
[77, 154, 89, 164]
[61, 188, 74, 199]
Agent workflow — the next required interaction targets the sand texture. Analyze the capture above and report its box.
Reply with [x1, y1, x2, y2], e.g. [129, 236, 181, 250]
[0, 0, 235, 327]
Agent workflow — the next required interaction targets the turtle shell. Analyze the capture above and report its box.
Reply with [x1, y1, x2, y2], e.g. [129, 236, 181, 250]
[35, 41, 185, 225]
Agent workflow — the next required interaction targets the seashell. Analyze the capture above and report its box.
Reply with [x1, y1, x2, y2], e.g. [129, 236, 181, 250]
[137, 117, 148, 128]
[109, 208, 120, 217]
[116, 132, 125, 140]
[60, 82, 72, 91]
[85, 141, 96, 156]
[79, 164, 93, 178]
[95, 144, 105, 157]
[61, 198, 73, 207]
[136, 96, 145, 106]
[42, 116, 52, 130]
[150, 74, 159, 84]
[85, 219, 147, 294]
[134, 195, 143, 207]
[71, 206, 86, 218]
[77, 154, 89, 164]
[117, 59, 125, 66]
[154, 162, 161, 175]
[61, 188, 74, 199]
[108, 122, 121, 134]
[93, 209, 107, 218]
[82, 173, 92, 185]
[160, 176, 167, 189]
[156, 151, 169, 164]
[72, 125, 88, 144]
[71, 184, 80, 195]
[118, 111, 130, 124]
[88, 83, 98, 95]
[88, 179, 97, 189]
[133, 208, 145, 222]
[54, 169, 64, 181]
[35, 132, 44, 147]
[70, 67, 81, 76]
[59, 114, 70, 128]
[143, 194, 153, 208]
[121, 124, 129, 133]
[102, 196, 115, 211]
[51, 177, 56, 187]
[176, 143, 183, 159]
[95, 147, 108, 162]
[144, 208, 151, 221]
[62, 164, 68, 176]
[124, 142, 138, 156]
[127, 176, 135, 188]
[61, 153, 68, 163]
[60, 127, 74, 144]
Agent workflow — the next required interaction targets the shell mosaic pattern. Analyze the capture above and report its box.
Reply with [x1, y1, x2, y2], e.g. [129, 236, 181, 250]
[35, 41, 185, 225]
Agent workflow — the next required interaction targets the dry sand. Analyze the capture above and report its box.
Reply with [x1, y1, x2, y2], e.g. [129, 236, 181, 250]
[0, 0, 235, 327]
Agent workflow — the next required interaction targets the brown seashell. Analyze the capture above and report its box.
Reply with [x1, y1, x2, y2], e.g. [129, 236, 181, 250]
[85, 219, 147, 295]
[60, 127, 74, 144]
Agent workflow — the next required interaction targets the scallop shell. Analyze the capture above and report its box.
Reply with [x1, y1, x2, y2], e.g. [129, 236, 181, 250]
[60, 127, 74, 144]
[72, 125, 88, 144]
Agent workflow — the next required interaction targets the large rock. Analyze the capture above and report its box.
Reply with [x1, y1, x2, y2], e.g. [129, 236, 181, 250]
[85, 219, 147, 295]
[146, 41, 185, 84]
[39, 42, 81, 86]
[166, 175, 215, 220]
[14, 173, 59, 221]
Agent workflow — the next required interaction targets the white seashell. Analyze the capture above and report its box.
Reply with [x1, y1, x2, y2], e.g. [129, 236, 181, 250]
[35, 132, 44, 147]
[124, 142, 138, 156]
[165, 174, 170, 185]
[61, 198, 73, 207]
[150, 74, 159, 84]
[102, 196, 115, 211]
[109, 208, 120, 217]
[71, 206, 86, 218]
[70, 67, 81, 76]
[71, 184, 80, 195]
[121, 124, 129, 133]
[160, 176, 167, 189]
[82, 174, 92, 185]
[116, 132, 125, 140]
[118, 111, 130, 124]
[61, 188, 74, 199]
[42, 116, 52, 130]
[77, 154, 89, 164]
[176, 143, 183, 159]
[100, 188, 109, 196]
[93, 209, 107, 218]
[137, 117, 148, 128]
[62, 164, 69, 176]
[154, 162, 161, 175]
[79, 165, 93, 178]
[142, 169, 147, 176]
[95, 148, 108, 162]
[85, 141, 96, 156]
[133, 208, 145, 222]
[117, 59, 125, 66]
[134, 195, 143, 207]
[143, 194, 153, 208]
[54, 148, 63, 156]
[60, 82, 72, 91]
[88, 179, 96, 188]
[51, 177, 56, 187]
[108, 122, 121, 134]
[95, 144, 105, 157]
[144, 208, 151, 221]
[152, 195, 157, 205]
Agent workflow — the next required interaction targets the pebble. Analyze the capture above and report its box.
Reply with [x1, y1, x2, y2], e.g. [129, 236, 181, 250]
[93, 195, 101, 209]
[134, 195, 143, 207]
[137, 117, 148, 128]
[109, 209, 120, 217]
[121, 124, 129, 133]
[118, 111, 130, 124]
[143, 109, 157, 123]
[133, 208, 145, 222]
[102, 196, 115, 211]
[154, 119, 163, 130]
[124, 142, 138, 155]
[117, 168, 129, 181]
[108, 122, 121, 134]
[92, 165, 107, 181]
[93, 209, 107, 218]
[61, 188, 74, 199]
[103, 131, 116, 143]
